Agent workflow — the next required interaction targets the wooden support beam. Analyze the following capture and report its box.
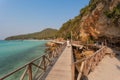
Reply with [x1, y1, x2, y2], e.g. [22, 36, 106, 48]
[31, 63, 44, 70]
[33, 59, 43, 78]
[44, 56, 51, 63]
[72, 63, 75, 80]
[77, 62, 85, 80]
[43, 55, 46, 71]
[27, 64, 32, 80]
[20, 66, 28, 80]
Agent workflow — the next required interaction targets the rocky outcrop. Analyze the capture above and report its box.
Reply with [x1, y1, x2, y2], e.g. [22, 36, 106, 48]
[58, 0, 120, 45]
[79, 0, 120, 42]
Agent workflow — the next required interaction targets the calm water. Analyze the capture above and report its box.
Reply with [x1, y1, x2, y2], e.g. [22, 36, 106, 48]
[0, 40, 47, 78]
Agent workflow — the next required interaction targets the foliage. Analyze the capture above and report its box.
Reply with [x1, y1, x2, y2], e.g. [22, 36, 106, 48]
[80, 6, 88, 17]
[57, 14, 82, 40]
[104, 3, 120, 25]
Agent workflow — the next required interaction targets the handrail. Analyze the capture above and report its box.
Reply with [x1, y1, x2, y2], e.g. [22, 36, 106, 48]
[71, 44, 75, 80]
[72, 45, 107, 80]
[74, 46, 106, 64]
[0, 55, 44, 80]
[0, 42, 67, 80]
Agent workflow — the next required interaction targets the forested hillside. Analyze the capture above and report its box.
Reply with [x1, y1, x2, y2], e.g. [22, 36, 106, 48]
[5, 28, 58, 40]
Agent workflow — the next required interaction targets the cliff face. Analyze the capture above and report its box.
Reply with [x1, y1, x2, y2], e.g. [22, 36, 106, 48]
[80, 0, 120, 40]
[58, 0, 120, 43]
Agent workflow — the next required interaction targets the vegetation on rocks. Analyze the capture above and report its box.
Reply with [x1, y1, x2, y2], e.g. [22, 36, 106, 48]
[104, 2, 120, 25]
[57, 0, 120, 44]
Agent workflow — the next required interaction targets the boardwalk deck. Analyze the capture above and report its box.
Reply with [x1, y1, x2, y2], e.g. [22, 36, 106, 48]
[45, 45, 72, 80]
[51, 40, 64, 44]
[88, 55, 120, 80]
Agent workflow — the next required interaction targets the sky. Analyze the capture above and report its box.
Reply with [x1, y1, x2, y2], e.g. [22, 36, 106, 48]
[0, 0, 89, 40]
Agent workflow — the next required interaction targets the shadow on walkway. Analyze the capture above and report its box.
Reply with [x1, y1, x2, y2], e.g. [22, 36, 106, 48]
[116, 65, 120, 70]
[113, 50, 120, 61]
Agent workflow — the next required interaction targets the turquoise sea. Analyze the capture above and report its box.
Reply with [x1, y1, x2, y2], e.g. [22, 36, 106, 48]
[0, 40, 47, 79]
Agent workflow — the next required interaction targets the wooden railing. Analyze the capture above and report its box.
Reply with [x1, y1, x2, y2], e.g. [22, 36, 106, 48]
[0, 42, 66, 80]
[71, 41, 81, 45]
[71, 44, 75, 80]
[72, 46, 107, 80]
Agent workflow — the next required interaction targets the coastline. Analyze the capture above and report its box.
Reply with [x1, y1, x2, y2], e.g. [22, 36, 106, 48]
[0, 40, 47, 78]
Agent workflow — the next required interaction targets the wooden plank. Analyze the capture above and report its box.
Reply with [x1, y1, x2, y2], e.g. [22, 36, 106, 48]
[45, 45, 72, 80]
[88, 56, 120, 80]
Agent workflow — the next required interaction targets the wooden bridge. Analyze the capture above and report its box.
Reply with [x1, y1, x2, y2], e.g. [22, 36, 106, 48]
[45, 44, 73, 80]
[0, 41, 120, 80]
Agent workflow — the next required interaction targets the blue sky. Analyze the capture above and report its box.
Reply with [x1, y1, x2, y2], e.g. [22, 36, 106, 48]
[0, 0, 89, 39]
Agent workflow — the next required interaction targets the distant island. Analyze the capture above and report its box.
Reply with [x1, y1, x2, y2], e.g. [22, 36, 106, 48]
[5, 28, 58, 40]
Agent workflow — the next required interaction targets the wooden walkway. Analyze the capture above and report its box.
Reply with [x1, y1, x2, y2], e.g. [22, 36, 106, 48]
[88, 48, 120, 80]
[51, 40, 64, 44]
[88, 56, 120, 80]
[45, 45, 72, 80]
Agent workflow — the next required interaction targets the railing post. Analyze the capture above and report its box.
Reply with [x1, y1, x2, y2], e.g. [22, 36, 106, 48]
[43, 55, 46, 71]
[55, 48, 58, 56]
[27, 64, 32, 80]
[59, 45, 61, 53]
[71, 44, 75, 80]
[77, 62, 85, 80]
[102, 42, 104, 46]
[72, 63, 75, 80]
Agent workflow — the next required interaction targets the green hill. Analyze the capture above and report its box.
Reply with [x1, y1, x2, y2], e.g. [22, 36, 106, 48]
[5, 28, 58, 40]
